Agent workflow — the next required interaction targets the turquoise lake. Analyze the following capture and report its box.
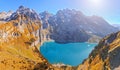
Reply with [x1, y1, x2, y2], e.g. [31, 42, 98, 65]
[40, 41, 97, 66]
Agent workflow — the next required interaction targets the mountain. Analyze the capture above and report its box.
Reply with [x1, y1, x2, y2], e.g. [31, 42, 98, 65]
[40, 9, 118, 43]
[0, 10, 13, 21]
[6, 6, 40, 21]
[0, 6, 56, 70]
[76, 31, 120, 70]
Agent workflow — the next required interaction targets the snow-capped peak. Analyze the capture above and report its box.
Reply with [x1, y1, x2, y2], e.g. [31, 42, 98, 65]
[0, 11, 13, 21]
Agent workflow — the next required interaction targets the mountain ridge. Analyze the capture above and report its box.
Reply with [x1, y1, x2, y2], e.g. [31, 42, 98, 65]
[40, 9, 118, 43]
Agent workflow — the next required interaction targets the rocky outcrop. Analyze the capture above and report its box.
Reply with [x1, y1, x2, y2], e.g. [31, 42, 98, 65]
[88, 35, 102, 43]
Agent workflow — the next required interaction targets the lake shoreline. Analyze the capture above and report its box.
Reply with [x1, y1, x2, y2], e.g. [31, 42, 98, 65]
[40, 41, 97, 66]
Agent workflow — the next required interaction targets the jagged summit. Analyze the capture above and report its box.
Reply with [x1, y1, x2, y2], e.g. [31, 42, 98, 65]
[17, 5, 34, 13]
[0, 10, 13, 21]
[7, 6, 40, 21]
[18, 5, 25, 9]
[40, 11, 53, 20]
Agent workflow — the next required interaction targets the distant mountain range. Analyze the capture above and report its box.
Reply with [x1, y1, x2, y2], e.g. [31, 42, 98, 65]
[0, 7, 118, 43]
[40, 9, 119, 43]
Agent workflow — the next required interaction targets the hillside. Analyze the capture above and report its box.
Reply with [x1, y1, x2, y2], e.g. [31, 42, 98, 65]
[77, 31, 120, 70]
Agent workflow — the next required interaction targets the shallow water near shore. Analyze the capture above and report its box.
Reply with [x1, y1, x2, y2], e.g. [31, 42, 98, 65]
[40, 41, 97, 66]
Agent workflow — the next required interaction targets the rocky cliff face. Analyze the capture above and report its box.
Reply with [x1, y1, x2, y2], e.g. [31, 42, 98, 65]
[76, 31, 120, 70]
[40, 9, 118, 43]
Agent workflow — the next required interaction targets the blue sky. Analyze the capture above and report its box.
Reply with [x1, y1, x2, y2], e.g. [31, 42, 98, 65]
[0, 0, 119, 24]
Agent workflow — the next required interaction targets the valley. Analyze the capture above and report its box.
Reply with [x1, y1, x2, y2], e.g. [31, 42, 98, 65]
[0, 5, 119, 70]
